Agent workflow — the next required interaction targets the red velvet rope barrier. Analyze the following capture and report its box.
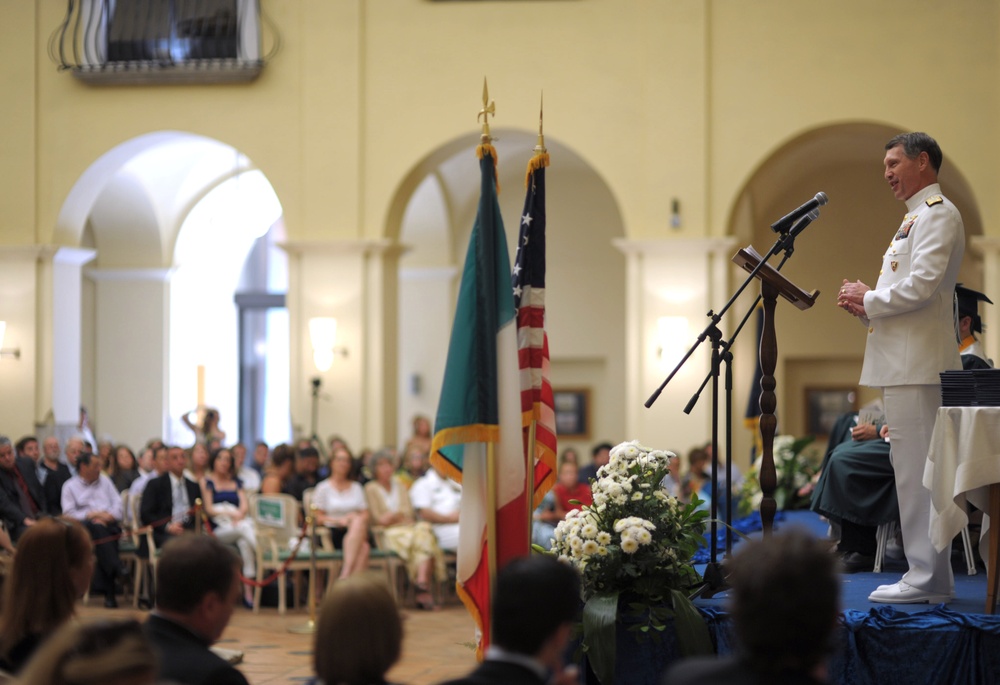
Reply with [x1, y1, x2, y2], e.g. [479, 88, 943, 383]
[85, 501, 310, 589]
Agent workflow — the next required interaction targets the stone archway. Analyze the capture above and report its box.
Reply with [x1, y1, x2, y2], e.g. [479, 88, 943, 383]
[52, 133, 284, 449]
[728, 122, 983, 456]
[386, 130, 628, 456]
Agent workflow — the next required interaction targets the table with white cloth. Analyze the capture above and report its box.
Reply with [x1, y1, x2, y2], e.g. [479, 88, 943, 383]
[925, 406, 1000, 613]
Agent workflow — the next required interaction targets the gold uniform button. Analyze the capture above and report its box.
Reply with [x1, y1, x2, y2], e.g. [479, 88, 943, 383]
[868, 327, 874, 334]
[879, 270, 883, 275]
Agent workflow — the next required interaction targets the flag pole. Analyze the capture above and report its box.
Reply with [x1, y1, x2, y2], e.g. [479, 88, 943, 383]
[524, 94, 547, 543]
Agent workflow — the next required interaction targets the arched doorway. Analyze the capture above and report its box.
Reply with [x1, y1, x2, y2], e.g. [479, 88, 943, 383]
[55, 132, 288, 449]
[729, 122, 983, 461]
[387, 130, 628, 458]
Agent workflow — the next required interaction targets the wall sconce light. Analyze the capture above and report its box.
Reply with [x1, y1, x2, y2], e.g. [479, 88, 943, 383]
[309, 317, 348, 371]
[657, 316, 688, 366]
[0, 321, 21, 360]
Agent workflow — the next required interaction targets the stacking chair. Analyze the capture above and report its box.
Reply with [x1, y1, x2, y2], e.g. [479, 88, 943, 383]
[874, 520, 976, 575]
[249, 492, 339, 614]
[129, 493, 157, 607]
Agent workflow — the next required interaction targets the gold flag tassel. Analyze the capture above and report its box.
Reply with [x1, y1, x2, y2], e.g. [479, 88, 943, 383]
[476, 77, 499, 193]
[525, 92, 549, 188]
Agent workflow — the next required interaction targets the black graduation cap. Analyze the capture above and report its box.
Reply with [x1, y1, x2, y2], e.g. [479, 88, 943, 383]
[956, 284, 993, 333]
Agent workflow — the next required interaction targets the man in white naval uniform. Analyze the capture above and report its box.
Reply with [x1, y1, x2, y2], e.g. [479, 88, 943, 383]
[838, 132, 963, 604]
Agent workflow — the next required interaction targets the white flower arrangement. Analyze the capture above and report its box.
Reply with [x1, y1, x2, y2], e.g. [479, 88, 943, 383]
[546, 440, 711, 683]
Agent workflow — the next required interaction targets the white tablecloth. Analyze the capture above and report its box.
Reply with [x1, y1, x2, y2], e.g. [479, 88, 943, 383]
[925, 406, 1000, 564]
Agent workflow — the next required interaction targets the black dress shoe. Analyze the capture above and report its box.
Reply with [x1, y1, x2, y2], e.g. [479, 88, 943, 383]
[104, 594, 118, 609]
[839, 551, 875, 573]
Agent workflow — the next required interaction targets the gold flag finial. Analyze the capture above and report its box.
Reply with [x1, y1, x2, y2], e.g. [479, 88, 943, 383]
[478, 77, 495, 144]
[534, 91, 546, 154]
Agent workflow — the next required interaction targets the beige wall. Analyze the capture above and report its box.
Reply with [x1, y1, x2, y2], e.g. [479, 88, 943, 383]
[1, 0, 998, 464]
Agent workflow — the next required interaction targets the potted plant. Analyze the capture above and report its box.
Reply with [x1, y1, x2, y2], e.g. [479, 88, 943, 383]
[547, 440, 713, 684]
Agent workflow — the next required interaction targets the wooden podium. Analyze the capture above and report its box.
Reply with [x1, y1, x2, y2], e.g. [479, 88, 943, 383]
[733, 246, 818, 535]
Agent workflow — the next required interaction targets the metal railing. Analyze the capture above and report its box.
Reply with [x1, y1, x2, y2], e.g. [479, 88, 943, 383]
[49, 0, 279, 85]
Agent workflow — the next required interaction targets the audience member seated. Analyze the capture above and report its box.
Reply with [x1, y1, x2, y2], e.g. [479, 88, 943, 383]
[16, 619, 156, 685]
[313, 574, 403, 685]
[108, 444, 140, 492]
[128, 446, 169, 521]
[403, 414, 433, 460]
[531, 489, 559, 550]
[287, 446, 322, 502]
[15, 435, 39, 466]
[437, 555, 581, 685]
[396, 444, 429, 489]
[62, 451, 129, 607]
[559, 447, 579, 466]
[202, 446, 257, 602]
[144, 535, 249, 685]
[552, 461, 592, 518]
[578, 441, 612, 484]
[140, 445, 202, 551]
[662, 528, 839, 685]
[313, 446, 371, 579]
[185, 442, 211, 483]
[364, 449, 446, 610]
[809, 410, 892, 573]
[0, 435, 44, 542]
[250, 441, 269, 477]
[44, 435, 89, 515]
[0, 517, 94, 674]
[260, 443, 296, 495]
[39, 436, 70, 512]
[680, 446, 710, 504]
[409, 463, 461, 552]
[232, 442, 261, 493]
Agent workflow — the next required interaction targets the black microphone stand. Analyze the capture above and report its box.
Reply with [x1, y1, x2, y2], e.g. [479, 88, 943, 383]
[647, 219, 813, 600]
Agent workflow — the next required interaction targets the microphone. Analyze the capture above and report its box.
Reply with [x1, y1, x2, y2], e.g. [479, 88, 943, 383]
[771, 192, 828, 233]
[788, 208, 820, 239]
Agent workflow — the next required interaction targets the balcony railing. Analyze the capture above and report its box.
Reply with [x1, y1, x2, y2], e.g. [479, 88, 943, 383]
[50, 0, 278, 85]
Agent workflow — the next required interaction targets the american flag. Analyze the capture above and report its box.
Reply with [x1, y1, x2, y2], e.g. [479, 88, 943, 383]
[512, 152, 557, 502]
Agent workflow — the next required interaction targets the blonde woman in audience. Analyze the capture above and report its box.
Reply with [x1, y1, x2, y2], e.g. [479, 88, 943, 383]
[16, 619, 156, 685]
[313, 446, 371, 579]
[202, 446, 257, 604]
[0, 517, 94, 674]
[313, 575, 403, 685]
[364, 450, 446, 610]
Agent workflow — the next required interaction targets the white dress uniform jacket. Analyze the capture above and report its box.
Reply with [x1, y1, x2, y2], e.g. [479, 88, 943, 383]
[860, 183, 964, 386]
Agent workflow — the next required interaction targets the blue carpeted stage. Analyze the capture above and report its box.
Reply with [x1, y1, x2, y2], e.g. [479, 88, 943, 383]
[687, 510, 1000, 685]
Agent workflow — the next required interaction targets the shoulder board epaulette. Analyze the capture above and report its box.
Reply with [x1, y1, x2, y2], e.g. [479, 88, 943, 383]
[926, 195, 944, 206]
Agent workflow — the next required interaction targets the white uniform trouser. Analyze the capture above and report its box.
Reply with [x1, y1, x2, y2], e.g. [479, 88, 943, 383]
[883, 385, 954, 594]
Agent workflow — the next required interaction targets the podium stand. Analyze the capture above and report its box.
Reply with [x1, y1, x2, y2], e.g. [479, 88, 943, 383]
[733, 246, 818, 535]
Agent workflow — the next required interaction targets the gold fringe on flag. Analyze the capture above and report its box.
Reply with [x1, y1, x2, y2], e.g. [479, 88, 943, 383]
[524, 151, 549, 188]
[476, 143, 500, 194]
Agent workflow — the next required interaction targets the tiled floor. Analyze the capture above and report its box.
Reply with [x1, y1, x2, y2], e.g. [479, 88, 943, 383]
[80, 595, 478, 684]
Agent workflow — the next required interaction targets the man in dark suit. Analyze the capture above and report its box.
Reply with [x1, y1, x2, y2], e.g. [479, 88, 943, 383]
[140, 445, 202, 551]
[0, 435, 45, 542]
[143, 535, 249, 685]
[438, 555, 581, 685]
